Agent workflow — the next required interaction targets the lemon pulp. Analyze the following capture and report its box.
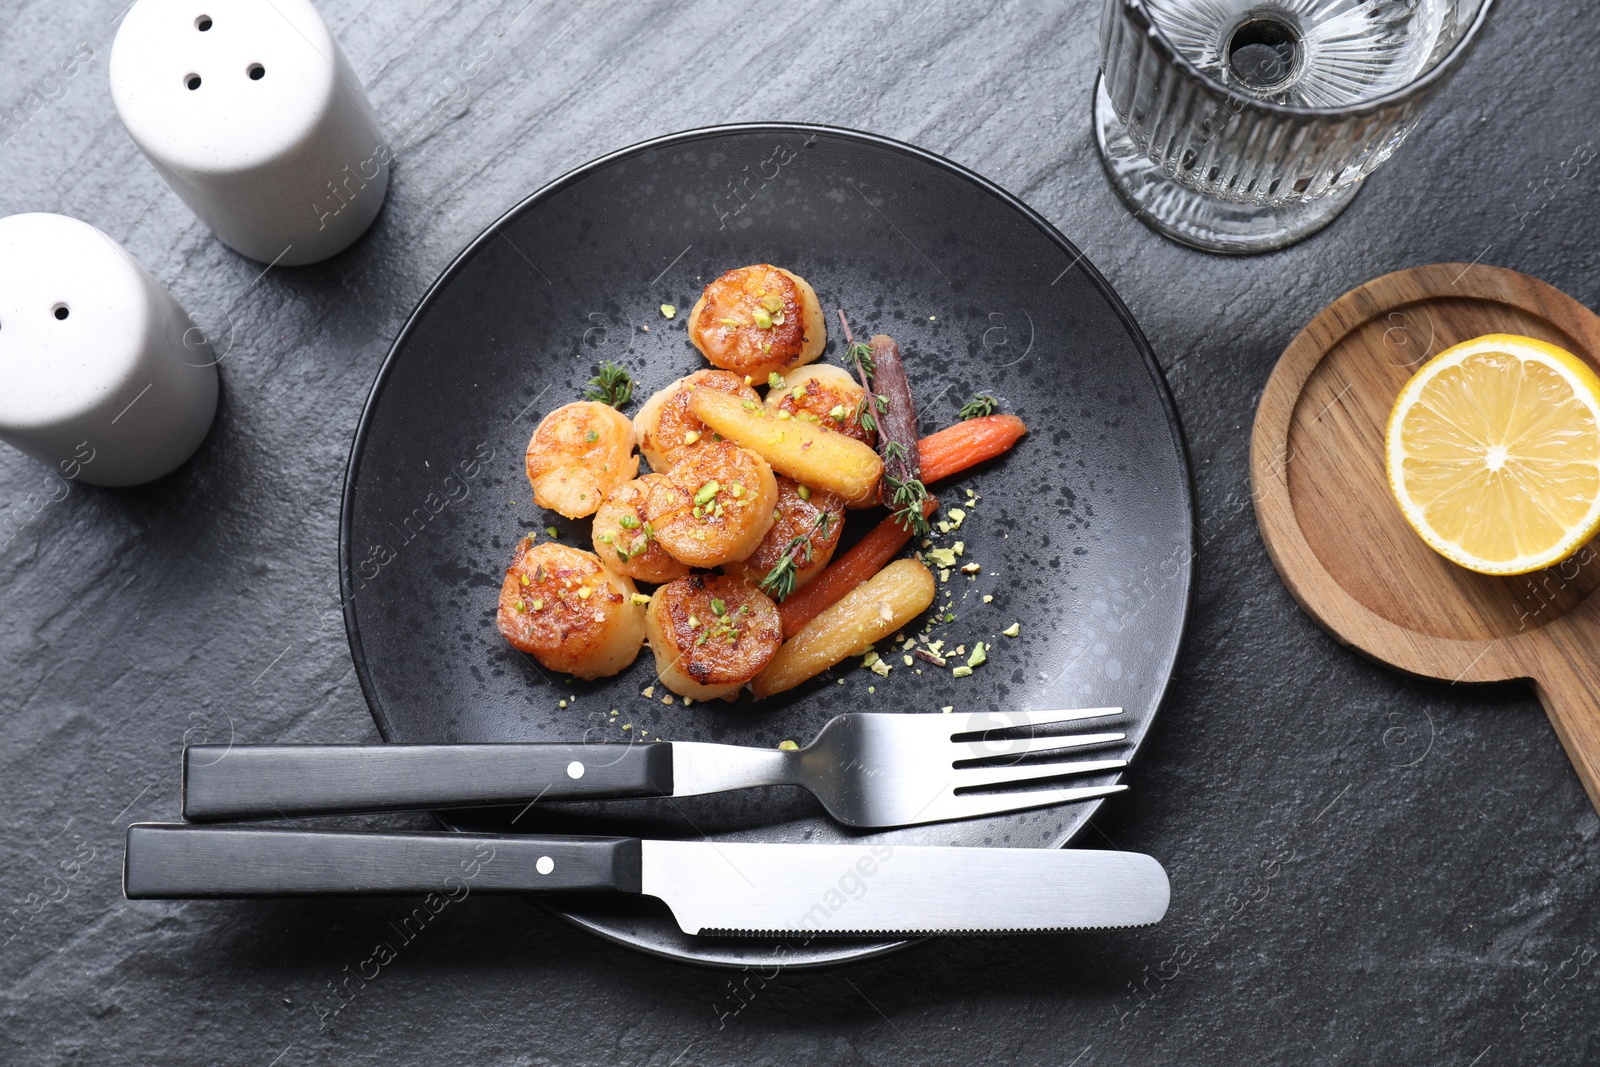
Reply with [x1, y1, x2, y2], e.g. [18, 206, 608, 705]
[1386, 334, 1600, 576]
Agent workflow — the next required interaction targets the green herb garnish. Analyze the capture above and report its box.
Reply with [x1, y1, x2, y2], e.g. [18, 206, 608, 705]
[582, 360, 634, 408]
[959, 394, 998, 419]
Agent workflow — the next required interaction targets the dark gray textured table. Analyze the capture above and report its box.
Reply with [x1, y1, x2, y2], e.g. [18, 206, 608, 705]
[2, 2, 1596, 1064]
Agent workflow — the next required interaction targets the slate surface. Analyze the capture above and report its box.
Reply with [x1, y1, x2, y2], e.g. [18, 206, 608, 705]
[1, 1, 1595, 1064]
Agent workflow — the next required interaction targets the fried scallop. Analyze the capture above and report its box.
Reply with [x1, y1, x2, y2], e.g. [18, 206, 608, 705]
[645, 573, 783, 701]
[632, 369, 758, 473]
[591, 476, 691, 585]
[524, 401, 638, 519]
[725, 477, 847, 593]
[496, 541, 645, 679]
[763, 363, 876, 447]
[687, 264, 826, 381]
[642, 441, 779, 568]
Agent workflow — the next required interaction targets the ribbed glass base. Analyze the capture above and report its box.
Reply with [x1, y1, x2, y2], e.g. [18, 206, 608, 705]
[1092, 76, 1362, 255]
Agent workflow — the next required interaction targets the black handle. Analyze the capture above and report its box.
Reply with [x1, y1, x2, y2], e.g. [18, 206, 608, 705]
[123, 824, 643, 898]
[182, 743, 675, 821]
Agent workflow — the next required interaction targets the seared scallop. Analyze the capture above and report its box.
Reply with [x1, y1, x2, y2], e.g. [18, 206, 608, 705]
[524, 401, 638, 519]
[687, 264, 826, 381]
[763, 363, 876, 447]
[725, 477, 847, 594]
[642, 441, 778, 568]
[591, 476, 691, 585]
[632, 369, 758, 473]
[496, 541, 645, 679]
[645, 573, 783, 701]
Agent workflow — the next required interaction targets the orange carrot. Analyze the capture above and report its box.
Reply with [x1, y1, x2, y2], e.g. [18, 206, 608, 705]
[778, 496, 939, 639]
[918, 414, 1027, 485]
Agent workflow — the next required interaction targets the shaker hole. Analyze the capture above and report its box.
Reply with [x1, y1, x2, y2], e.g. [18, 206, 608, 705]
[185, 73, 202, 90]
[195, 15, 212, 30]
[52, 304, 69, 321]
[247, 63, 265, 80]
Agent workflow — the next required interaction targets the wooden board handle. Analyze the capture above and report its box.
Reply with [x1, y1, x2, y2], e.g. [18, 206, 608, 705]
[1530, 655, 1600, 813]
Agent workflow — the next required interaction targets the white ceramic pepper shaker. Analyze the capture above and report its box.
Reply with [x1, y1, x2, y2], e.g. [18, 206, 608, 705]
[0, 213, 218, 487]
[109, 0, 389, 266]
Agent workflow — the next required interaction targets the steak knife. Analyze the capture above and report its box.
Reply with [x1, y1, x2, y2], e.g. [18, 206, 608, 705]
[123, 825, 1169, 936]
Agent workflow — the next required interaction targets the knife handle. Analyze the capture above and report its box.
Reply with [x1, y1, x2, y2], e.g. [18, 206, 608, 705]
[123, 824, 643, 898]
[182, 743, 674, 821]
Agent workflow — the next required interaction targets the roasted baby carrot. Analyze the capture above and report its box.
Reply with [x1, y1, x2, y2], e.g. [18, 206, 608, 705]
[778, 496, 938, 639]
[917, 414, 1027, 485]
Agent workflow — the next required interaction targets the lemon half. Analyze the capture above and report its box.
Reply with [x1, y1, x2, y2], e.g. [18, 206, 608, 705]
[1386, 334, 1600, 576]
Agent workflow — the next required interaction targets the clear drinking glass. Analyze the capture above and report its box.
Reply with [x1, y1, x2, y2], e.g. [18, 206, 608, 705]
[1095, 0, 1496, 254]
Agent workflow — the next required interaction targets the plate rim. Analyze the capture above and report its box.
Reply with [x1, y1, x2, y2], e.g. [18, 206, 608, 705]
[338, 121, 1198, 969]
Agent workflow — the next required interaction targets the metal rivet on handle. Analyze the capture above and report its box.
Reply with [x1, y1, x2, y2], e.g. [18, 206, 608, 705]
[536, 856, 554, 875]
[566, 761, 584, 779]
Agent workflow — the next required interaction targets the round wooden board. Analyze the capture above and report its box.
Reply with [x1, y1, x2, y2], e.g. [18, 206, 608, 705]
[1251, 263, 1600, 813]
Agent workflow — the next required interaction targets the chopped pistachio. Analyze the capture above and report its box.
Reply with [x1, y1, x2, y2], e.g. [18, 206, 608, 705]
[584, 429, 599, 443]
[622, 724, 632, 731]
[761, 294, 784, 313]
[982, 594, 994, 604]
[620, 514, 641, 530]
[903, 655, 914, 667]
[683, 429, 701, 446]
[546, 526, 559, 538]
[513, 599, 526, 612]
[953, 541, 965, 557]
[531, 598, 545, 611]
[967, 642, 988, 668]
[941, 705, 954, 714]
[961, 563, 981, 575]
[936, 521, 952, 534]
[947, 507, 966, 529]
[662, 695, 674, 705]
[711, 598, 727, 617]
[767, 371, 786, 389]
[939, 569, 950, 583]
[952, 665, 973, 678]
[558, 699, 568, 708]
[577, 587, 593, 600]
[719, 317, 740, 328]
[741, 399, 757, 412]
[630, 593, 652, 606]
[730, 483, 744, 498]
[753, 309, 774, 330]
[778, 739, 800, 751]
[828, 404, 847, 421]
[777, 410, 791, 420]
[867, 686, 876, 694]
[743, 376, 754, 386]
[694, 480, 720, 506]
[688, 615, 701, 628]
[797, 484, 812, 502]
[519, 573, 530, 586]
[660, 303, 677, 318]
[1002, 622, 1021, 637]
[927, 547, 958, 569]
[598, 532, 614, 544]
[642, 686, 655, 698]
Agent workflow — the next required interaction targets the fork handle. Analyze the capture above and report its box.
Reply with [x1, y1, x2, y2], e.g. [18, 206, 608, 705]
[182, 743, 674, 821]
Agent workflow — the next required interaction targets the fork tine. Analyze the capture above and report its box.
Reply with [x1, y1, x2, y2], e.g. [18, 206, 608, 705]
[948, 707, 1124, 735]
[938, 782, 1129, 821]
[954, 731, 1125, 761]
[952, 757, 1127, 790]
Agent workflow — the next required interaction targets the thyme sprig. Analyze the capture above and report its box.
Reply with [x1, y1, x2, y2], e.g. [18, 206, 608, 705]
[758, 511, 832, 601]
[886, 474, 931, 536]
[959, 393, 998, 419]
[583, 360, 634, 408]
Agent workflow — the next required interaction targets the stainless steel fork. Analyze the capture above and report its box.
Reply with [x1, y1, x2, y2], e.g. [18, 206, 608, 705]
[183, 708, 1131, 829]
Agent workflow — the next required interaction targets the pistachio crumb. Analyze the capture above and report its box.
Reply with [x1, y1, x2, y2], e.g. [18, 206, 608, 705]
[952, 665, 973, 679]
[1003, 622, 1021, 637]
[660, 303, 677, 318]
[778, 739, 799, 751]
[941, 705, 954, 714]
[642, 686, 655, 698]
[982, 594, 994, 604]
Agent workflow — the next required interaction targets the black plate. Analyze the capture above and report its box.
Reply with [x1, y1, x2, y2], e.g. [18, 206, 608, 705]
[340, 124, 1195, 969]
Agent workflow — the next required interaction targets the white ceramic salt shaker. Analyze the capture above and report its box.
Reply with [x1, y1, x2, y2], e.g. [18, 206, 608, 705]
[0, 213, 219, 487]
[109, 0, 389, 266]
